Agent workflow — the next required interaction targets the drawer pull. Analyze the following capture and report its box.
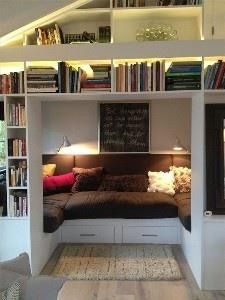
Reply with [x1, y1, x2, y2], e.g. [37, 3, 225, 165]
[142, 234, 158, 237]
[80, 234, 96, 237]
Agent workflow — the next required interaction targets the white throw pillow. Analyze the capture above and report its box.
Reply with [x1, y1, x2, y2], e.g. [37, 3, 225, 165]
[148, 171, 175, 195]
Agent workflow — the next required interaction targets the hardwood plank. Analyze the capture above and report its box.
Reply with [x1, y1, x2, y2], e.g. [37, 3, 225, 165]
[42, 244, 225, 300]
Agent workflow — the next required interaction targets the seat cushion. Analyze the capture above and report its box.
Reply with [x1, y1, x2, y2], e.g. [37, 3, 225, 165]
[43, 193, 71, 233]
[64, 191, 178, 220]
[174, 192, 191, 232]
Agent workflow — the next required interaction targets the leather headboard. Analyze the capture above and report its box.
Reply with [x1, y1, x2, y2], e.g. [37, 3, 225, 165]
[42, 154, 74, 175]
[74, 154, 191, 175]
[42, 154, 191, 175]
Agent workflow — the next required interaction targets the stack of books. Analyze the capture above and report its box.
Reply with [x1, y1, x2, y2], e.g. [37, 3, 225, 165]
[165, 61, 201, 91]
[7, 103, 26, 126]
[27, 66, 58, 93]
[8, 139, 26, 157]
[58, 62, 86, 93]
[9, 191, 27, 217]
[9, 161, 27, 187]
[0, 72, 24, 94]
[81, 65, 111, 93]
[35, 23, 64, 45]
[115, 61, 165, 92]
[204, 60, 225, 89]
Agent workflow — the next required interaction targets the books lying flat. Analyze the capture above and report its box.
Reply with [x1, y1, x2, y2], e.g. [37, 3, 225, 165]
[27, 87, 58, 93]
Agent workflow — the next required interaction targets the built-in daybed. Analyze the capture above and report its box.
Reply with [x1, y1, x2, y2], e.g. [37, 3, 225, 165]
[43, 154, 191, 243]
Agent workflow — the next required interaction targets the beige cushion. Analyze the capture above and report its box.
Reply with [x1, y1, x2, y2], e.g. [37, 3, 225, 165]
[42, 164, 56, 177]
[170, 166, 191, 193]
[148, 171, 175, 196]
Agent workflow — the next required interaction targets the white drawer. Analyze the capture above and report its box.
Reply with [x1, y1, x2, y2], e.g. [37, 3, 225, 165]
[123, 226, 178, 244]
[61, 225, 115, 243]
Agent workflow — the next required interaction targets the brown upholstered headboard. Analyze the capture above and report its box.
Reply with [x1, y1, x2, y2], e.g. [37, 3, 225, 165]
[42, 154, 190, 175]
[42, 154, 74, 175]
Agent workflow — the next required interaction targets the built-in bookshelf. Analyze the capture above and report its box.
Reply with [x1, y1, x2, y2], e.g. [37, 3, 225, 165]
[5, 95, 28, 219]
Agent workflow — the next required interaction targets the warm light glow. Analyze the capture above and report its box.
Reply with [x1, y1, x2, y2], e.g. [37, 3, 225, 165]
[58, 143, 98, 155]
[0, 0, 92, 46]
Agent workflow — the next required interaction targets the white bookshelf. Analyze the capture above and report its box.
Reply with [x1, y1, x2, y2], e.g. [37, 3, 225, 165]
[0, 0, 225, 286]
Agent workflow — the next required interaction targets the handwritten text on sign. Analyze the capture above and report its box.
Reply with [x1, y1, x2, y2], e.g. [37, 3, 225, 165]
[100, 103, 149, 152]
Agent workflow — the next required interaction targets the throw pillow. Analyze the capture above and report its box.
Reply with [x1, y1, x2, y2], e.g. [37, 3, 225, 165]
[170, 166, 191, 193]
[98, 174, 148, 192]
[0, 279, 20, 300]
[71, 173, 100, 192]
[148, 171, 175, 195]
[43, 172, 75, 196]
[73, 166, 104, 178]
[42, 164, 56, 177]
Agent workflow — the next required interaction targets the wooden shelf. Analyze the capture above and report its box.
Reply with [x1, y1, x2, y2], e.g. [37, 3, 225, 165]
[7, 126, 26, 129]
[27, 90, 198, 101]
[112, 5, 202, 19]
[8, 156, 27, 160]
[2, 40, 225, 62]
[8, 186, 27, 190]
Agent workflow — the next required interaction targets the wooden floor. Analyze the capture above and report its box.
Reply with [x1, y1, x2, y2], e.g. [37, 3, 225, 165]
[41, 244, 225, 300]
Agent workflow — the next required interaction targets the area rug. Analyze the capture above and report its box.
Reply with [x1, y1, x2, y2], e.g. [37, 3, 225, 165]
[52, 244, 182, 281]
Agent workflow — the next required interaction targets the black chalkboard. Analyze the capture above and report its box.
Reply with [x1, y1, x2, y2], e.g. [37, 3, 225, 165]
[100, 103, 149, 152]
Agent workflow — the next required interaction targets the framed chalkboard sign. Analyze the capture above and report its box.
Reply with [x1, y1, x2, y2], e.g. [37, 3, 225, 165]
[100, 103, 149, 152]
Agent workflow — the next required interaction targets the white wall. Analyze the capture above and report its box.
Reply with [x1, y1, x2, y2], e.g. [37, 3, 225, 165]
[151, 99, 191, 152]
[0, 0, 75, 37]
[42, 101, 99, 154]
[42, 100, 191, 154]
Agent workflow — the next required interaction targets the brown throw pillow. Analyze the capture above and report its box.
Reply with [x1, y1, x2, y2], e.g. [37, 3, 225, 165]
[72, 167, 104, 192]
[72, 174, 100, 192]
[98, 175, 148, 192]
[73, 167, 104, 177]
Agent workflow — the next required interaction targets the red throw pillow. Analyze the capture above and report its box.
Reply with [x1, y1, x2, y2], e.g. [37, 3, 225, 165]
[43, 172, 76, 195]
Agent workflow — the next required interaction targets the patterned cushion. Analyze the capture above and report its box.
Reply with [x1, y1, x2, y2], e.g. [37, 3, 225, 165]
[98, 175, 148, 192]
[170, 166, 191, 193]
[0, 279, 20, 300]
[72, 174, 100, 192]
[148, 171, 175, 196]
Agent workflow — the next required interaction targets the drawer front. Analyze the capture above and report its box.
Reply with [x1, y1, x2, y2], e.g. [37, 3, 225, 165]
[123, 226, 178, 244]
[62, 225, 115, 243]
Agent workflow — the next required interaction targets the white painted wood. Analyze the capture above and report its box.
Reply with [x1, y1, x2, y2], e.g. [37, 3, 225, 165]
[0, 218, 30, 261]
[180, 93, 204, 289]
[61, 218, 180, 244]
[2, 40, 225, 62]
[122, 225, 179, 244]
[27, 99, 59, 275]
[202, 217, 225, 290]
[62, 225, 115, 243]
[113, 6, 202, 42]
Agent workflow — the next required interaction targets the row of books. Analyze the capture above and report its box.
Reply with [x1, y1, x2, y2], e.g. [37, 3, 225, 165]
[165, 61, 202, 90]
[35, 23, 64, 45]
[113, 0, 201, 7]
[8, 192, 27, 217]
[9, 161, 27, 187]
[27, 66, 58, 93]
[8, 139, 26, 157]
[58, 62, 84, 93]
[81, 65, 111, 93]
[204, 60, 225, 90]
[113, 0, 145, 7]
[98, 26, 111, 43]
[114, 61, 165, 92]
[7, 103, 26, 126]
[0, 72, 24, 94]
